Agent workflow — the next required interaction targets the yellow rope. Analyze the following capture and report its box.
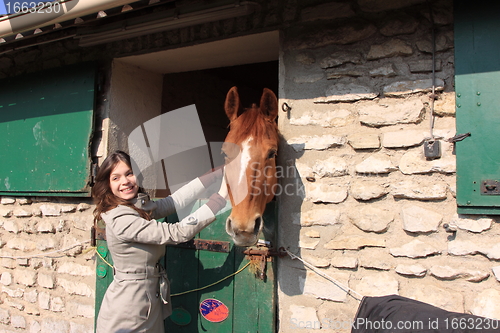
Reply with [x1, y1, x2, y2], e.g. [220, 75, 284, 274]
[91, 246, 251, 296]
[171, 261, 251, 297]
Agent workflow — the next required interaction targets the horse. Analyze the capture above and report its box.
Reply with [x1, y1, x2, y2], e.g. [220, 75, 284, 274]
[222, 86, 279, 247]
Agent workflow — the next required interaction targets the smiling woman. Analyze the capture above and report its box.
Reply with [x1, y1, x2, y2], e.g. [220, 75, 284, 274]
[91, 150, 228, 333]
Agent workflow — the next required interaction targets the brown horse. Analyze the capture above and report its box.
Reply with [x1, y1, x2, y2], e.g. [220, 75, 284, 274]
[222, 86, 279, 247]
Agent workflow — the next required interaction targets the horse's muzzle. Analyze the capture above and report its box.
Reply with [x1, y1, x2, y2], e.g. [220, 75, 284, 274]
[225, 215, 263, 247]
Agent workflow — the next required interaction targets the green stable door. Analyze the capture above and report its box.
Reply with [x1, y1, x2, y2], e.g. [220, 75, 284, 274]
[95, 201, 277, 333]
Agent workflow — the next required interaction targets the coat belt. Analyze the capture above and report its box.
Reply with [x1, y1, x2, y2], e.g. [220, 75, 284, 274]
[113, 264, 169, 305]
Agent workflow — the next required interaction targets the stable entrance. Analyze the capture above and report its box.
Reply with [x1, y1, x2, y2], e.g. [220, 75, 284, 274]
[94, 31, 279, 332]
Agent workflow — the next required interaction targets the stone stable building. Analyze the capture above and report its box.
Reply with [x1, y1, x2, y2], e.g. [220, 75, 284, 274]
[0, 0, 499, 332]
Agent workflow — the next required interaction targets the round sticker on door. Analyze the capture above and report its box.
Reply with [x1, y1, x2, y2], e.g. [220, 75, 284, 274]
[199, 298, 229, 322]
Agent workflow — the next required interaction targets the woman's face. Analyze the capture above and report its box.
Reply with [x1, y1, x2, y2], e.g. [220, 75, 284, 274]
[109, 161, 138, 201]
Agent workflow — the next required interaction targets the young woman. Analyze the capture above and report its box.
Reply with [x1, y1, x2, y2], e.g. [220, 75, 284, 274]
[92, 150, 227, 333]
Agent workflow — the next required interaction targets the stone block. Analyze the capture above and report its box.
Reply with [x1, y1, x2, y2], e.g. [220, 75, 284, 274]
[295, 52, 315, 65]
[358, 98, 425, 127]
[302, 255, 330, 268]
[324, 235, 385, 250]
[305, 182, 348, 204]
[355, 273, 399, 297]
[299, 209, 341, 227]
[451, 214, 492, 233]
[39, 205, 61, 217]
[17, 197, 32, 205]
[383, 78, 445, 97]
[390, 239, 441, 258]
[11, 315, 26, 328]
[470, 289, 500, 320]
[369, 64, 397, 77]
[0, 208, 12, 217]
[348, 133, 380, 150]
[0, 272, 12, 285]
[382, 130, 425, 148]
[37, 236, 56, 251]
[302, 270, 349, 302]
[379, 13, 419, 36]
[395, 264, 427, 277]
[315, 83, 378, 103]
[24, 289, 38, 303]
[1, 197, 16, 205]
[289, 305, 320, 330]
[38, 273, 55, 289]
[350, 180, 388, 201]
[76, 203, 90, 212]
[349, 206, 394, 233]
[355, 154, 397, 174]
[434, 92, 456, 116]
[7, 238, 37, 252]
[288, 135, 345, 152]
[3, 220, 19, 234]
[405, 283, 464, 312]
[293, 73, 324, 84]
[392, 181, 448, 200]
[40, 318, 70, 333]
[58, 278, 93, 297]
[50, 297, 65, 312]
[402, 204, 442, 233]
[0, 308, 10, 324]
[320, 51, 362, 69]
[15, 269, 37, 287]
[304, 229, 320, 238]
[367, 39, 413, 60]
[326, 68, 364, 79]
[312, 156, 348, 178]
[13, 208, 33, 218]
[408, 59, 442, 73]
[37, 220, 55, 233]
[399, 148, 456, 174]
[66, 302, 95, 319]
[69, 321, 94, 333]
[61, 235, 83, 256]
[2, 286, 23, 298]
[57, 262, 93, 276]
[290, 109, 354, 128]
[358, 0, 426, 13]
[331, 256, 358, 269]
[38, 292, 50, 310]
[298, 237, 320, 250]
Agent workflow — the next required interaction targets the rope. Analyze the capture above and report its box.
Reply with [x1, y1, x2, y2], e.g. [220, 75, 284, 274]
[285, 249, 363, 302]
[171, 261, 251, 297]
[93, 246, 251, 296]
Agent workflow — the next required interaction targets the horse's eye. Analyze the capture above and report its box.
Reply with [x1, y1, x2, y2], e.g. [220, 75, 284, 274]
[267, 150, 277, 159]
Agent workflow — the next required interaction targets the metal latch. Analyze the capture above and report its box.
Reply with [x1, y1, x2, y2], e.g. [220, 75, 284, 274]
[243, 246, 286, 280]
[481, 180, 500, 195]
[169, 239, 230, 253]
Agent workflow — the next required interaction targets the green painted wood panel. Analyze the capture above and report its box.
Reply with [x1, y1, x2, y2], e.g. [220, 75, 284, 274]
[0, 63, 95, 196]
[95, 201, 277, 332]
[455, 0, 500, 214]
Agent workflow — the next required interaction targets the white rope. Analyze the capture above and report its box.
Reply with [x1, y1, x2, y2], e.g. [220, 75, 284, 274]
[0, 240, 91, 259]
[285, 248, 364, 302]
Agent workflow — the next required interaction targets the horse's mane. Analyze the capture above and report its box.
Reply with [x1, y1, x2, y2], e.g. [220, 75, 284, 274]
[231, 105, 279, 143]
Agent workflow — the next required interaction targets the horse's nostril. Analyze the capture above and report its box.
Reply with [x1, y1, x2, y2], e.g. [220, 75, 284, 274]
[254, 216, 262, 234]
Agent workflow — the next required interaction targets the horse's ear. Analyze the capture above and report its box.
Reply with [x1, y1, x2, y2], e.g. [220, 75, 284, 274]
[260, 88, 278, 122]
[225, 86, 241, 122]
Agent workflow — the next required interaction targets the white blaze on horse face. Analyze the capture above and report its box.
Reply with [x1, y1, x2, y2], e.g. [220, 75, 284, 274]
[239, 137, 253, 184]
[225, 139, 251, 206]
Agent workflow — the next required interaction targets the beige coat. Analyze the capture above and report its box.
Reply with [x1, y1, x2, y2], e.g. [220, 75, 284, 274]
[96, 178, 218, 333]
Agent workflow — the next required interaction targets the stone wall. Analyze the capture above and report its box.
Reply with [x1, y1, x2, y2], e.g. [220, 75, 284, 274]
[0, 196, 95, 333]
[277, 0, 500, 332]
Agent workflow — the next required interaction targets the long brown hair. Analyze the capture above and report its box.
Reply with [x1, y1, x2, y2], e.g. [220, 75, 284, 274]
[92, 150, 150, 224]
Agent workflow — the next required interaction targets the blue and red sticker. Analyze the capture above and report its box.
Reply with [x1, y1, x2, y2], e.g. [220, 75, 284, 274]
[200, 298, 229, 323]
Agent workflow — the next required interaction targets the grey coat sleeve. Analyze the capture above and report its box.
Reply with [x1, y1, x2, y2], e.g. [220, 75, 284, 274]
[105, 205, 216, 245]
[152, 178, 208, 219]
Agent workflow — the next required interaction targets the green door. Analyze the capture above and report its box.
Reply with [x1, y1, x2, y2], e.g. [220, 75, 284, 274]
[94, 201, 277, 332]
[455, 0, 500, 214]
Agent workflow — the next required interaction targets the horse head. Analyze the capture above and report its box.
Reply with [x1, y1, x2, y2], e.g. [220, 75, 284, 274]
[222, 86, 279, 247]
